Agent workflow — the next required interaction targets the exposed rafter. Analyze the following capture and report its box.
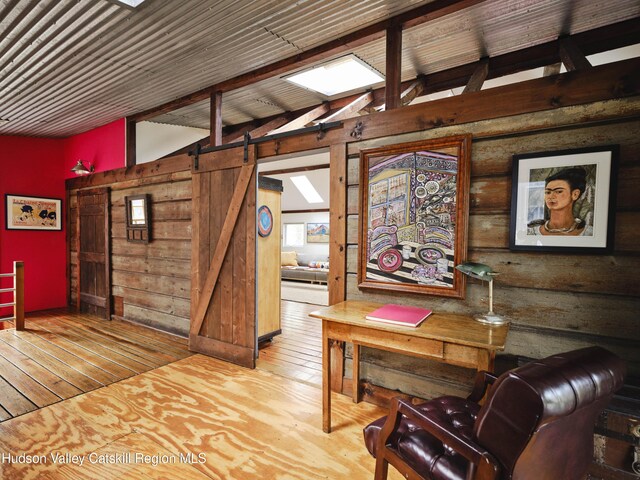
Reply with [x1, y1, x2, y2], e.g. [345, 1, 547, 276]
[400, 77, 427, 106]
[559, 37, 592, 71]
[543, 63, 562, 76]
[131, 0, 487, 123]
[153, 19, 640, 163]
[269, 103, 330, 135]
[462, 57, 489, 93]
[373, 76, 426, 112]
[225, 115, 291, 143]
[322, 92, 374, 123]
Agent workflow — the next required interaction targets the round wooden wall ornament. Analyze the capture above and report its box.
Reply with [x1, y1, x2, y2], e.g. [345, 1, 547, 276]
[257, 205, 273, 237]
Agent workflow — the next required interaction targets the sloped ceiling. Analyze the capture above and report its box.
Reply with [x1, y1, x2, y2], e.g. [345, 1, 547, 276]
[0, 0, 638, 137]
[259, 151, 330, 211]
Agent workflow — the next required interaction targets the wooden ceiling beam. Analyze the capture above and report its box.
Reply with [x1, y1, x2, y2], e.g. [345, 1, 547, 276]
[152, 17, 638, 159]
[259, 163, 330, 176]
[269, 102, 330, 135]
[130, 0, 486, 122]
[131, 14, 637, 127]
[543, 63, 562, 77]
[210, 91, 222, 146]
[462, 57, 489, 93]
[374, 76, 426, 112]
[415, 18, 640, 96]
[385, 25, 403, 110]
[400, 77, 427, 106]
[559, 37, 592, 72]
[322, 92, 374, 123]
[224, 115, 292, 143]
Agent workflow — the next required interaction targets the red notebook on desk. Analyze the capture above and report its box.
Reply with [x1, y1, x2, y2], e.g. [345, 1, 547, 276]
[365, 304, 432, 328]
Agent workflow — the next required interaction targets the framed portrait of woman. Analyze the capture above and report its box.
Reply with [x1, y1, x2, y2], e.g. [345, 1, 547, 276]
[509, 145, 619, 253]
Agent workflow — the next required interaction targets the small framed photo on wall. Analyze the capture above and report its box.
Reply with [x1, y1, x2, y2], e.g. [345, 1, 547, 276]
[509, 145, 619, 253]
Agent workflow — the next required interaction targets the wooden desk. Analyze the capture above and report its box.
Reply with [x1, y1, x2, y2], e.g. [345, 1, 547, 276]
[309, 300, 509, 433]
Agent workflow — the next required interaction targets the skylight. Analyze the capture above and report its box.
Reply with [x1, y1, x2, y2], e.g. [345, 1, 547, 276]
[112, 0, 147, 8]
[284, 54, 384, 97]
[290, 175, 324, 203]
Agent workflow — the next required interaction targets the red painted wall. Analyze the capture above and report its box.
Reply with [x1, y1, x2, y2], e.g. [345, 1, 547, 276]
[64, 119, 125, 179]
[0, 136, 67, 316]
[0, 118, 125, 315]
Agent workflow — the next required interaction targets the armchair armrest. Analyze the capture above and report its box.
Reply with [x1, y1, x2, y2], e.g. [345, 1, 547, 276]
[377, 397, 500, 480]
[467, 370, 498, 403]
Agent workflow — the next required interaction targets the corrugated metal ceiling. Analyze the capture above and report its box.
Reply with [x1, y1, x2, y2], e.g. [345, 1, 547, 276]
[0, 0, 638, 137]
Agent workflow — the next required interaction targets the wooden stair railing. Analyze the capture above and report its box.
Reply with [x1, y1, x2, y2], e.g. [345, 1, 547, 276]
[0, 261, 24, 330]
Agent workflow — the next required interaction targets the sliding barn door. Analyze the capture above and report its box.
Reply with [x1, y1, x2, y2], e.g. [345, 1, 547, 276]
[77, 187, 111, 319]
[190, 148, 257, 368]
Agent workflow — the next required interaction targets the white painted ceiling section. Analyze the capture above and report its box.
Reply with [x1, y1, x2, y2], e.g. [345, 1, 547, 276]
[259, 151, 330, 211]
[136, 121, 209, 164]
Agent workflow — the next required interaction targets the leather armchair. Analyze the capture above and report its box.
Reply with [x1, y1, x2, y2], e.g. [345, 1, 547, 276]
[363, 347, 626, 480]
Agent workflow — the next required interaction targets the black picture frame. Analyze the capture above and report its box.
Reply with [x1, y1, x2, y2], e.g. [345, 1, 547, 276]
[509, 145, 619, 253]
[5, 194, 63, 231]
[125, 194, 151, 243]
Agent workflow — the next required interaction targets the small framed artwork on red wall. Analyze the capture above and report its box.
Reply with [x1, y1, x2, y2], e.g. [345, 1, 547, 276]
[5, 194, 63, 231]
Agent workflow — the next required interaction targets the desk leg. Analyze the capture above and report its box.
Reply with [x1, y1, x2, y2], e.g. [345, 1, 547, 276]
[322, 320, 331, 433]
[477, 349, 496, 372]
[352, 342, 360, 403]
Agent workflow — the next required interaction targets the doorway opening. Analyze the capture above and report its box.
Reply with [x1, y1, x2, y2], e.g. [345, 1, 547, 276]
[256, 149, 330, 387]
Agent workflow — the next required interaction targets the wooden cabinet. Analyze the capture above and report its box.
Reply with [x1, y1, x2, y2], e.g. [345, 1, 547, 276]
[257, 177, 282, 342]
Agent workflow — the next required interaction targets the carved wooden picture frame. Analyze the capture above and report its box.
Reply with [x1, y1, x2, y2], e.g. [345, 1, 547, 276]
[358, 135, 471, 298]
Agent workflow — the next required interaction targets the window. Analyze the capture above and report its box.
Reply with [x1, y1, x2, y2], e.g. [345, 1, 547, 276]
[283, 223, 305, 247]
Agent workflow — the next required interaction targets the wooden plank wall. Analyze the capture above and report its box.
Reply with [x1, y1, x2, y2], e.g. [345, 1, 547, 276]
[344, 98, 640, 399]
[64, 65, 640, 401]
[69, 171, 192, 337]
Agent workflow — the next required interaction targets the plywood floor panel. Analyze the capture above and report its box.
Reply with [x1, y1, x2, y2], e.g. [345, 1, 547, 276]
[0, 354, 402, 480]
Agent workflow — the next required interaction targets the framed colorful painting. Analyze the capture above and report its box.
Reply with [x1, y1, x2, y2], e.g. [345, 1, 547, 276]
[307, 222, 329, 243]
[509, 145, 618, 253]
[358, 135, 471, 298]
[5, 194, 62, 231]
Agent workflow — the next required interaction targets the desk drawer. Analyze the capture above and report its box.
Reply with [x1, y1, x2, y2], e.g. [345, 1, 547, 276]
[328, 322, 444, 360]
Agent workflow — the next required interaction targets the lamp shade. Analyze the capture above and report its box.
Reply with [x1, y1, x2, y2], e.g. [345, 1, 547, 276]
[71, 159, 93, 175]
[455, 262, 498, 281]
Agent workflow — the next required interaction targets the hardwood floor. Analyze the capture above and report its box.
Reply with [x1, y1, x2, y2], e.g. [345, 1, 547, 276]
[0, 353, 402, 479]
[257, 300, 322, 387]
[0, 309, 191, 422]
